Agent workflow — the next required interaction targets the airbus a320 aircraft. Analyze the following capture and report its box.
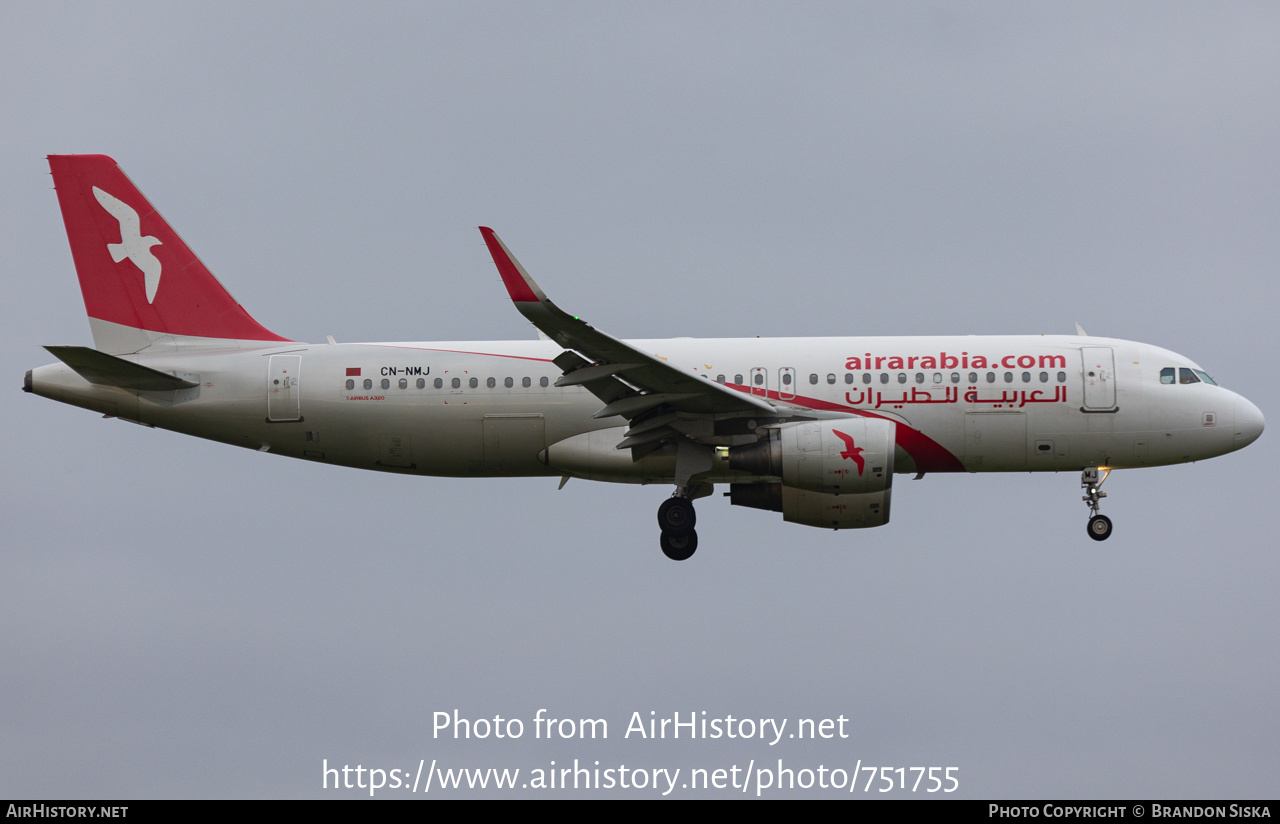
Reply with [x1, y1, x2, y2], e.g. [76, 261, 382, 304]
[26, 155, 1265, 560]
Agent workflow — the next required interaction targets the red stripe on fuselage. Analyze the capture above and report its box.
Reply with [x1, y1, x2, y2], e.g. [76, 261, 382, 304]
[726, 384, 965, 473]
[370, 344, 555, 363]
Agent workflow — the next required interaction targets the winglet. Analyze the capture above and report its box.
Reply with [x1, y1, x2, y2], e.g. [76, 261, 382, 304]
[479, 227, 546, 304]
[475, 226, 782, 420]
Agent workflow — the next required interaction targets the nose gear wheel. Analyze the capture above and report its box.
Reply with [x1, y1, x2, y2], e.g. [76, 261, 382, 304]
[1087, 514, 1113, 541]
[1081, 468, 1113, 542]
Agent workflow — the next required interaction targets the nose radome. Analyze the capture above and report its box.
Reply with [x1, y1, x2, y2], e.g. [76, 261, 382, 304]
[1234, 396, 1265, 450]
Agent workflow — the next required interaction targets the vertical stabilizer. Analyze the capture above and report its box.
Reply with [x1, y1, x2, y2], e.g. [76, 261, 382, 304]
[48, 154, 290, 353]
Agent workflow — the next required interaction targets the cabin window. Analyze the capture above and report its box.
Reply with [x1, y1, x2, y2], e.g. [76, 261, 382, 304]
[398, 378, 408, 389]
[862, 373, 871, 385]
[540, 376, 549, 387]
[951, 372, 960, 383]
[968, 372, 977, 383]
[754, 373, 764, 385]
[1057, 372, 1066, 383]
[434, 378, 443, 389]
[451, 378, 460, 389]
[486, 377, 496, 388]
[808, 373, 818, 385]
[933, 372, 942, 384]
[897, 373, 907, 384]
[880, 373, 889, 384]
[782, 372, 792, 386]
[416, 378, 425, 389]
[363, 379, 373, 390]
[1004, 372, 1013, 383]
[845, 373, 854, 384]
[1039, 372, 1048, 383]
[827, 373, 836, 384]
[1021, 372, 1031, 383]
[915, 372, 925, 384]
[716, 374, 725, 384]
[504, 377, 513, 388]
[469, 378, 478, 388]
[345, 379, 354, 390]
[734, 374, 743, 385]
[522, 377, 531, 388]
[986, 372, 996, 383]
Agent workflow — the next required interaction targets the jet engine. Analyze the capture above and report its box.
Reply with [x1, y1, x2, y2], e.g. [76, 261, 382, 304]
[727, 418, 896, 529]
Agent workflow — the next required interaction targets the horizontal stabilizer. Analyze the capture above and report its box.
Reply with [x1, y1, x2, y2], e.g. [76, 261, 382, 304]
[44, 346, 199, 391]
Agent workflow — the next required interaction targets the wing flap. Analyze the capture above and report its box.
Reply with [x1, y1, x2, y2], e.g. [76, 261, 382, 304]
[554, 362, 644, 387]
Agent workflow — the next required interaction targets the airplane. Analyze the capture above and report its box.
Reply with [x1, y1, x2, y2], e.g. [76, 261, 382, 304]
[25, 154, 1265, 561]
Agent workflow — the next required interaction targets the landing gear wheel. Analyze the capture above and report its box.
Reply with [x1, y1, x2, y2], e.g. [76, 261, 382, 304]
[660, 529, 698, 561]
[657, 497, 696, 534]
[1087, 514, 1113, 542]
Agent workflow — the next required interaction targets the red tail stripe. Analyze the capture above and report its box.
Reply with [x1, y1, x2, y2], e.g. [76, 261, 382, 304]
[48, 155, 289, 342]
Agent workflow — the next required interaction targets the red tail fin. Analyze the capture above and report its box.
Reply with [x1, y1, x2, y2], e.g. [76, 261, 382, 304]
[48, 154, 289, 352]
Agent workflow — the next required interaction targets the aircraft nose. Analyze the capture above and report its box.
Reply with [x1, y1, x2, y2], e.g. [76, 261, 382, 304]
[1234, 396, 1265, 450]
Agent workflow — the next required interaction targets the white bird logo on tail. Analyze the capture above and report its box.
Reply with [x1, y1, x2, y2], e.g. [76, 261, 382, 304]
[92, 186, 163, 303]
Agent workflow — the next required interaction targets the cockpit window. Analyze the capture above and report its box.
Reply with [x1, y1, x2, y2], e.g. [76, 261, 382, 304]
[1179, 368, 1200, 385]
[1160, 367, 1175, 384]
[1193, 369, 1218, 386]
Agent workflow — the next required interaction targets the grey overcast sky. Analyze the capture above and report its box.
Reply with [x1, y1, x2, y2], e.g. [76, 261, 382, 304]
[2, 2, 1277, 798]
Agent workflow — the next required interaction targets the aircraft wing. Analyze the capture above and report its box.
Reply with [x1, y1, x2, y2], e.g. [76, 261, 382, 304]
[480, 227, 781, 424]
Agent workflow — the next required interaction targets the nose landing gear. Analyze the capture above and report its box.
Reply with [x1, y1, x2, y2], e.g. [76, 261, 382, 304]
[1082, 467, 1113, 541]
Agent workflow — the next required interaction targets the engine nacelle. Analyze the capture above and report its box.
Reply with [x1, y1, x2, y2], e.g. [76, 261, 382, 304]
[729, 418, 896, 495]
[729, 483, 891, 529]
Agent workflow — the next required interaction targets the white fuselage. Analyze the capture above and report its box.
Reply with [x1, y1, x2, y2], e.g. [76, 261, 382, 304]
[28, 334, 1262, 483]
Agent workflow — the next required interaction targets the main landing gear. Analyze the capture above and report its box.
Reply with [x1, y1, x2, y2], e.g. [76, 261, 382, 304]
[1081, 467, 1113, 541]
[657, 495, 698, 561]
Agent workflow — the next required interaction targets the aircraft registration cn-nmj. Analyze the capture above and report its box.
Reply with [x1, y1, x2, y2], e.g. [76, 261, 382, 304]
[27, 155, 1265, 560]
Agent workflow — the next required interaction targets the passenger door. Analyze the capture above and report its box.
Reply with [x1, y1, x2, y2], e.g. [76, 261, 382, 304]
[1081, 347, 1117, 410]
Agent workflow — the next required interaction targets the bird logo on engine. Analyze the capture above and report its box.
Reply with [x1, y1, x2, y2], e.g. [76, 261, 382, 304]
[832, 429, 866, 475]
